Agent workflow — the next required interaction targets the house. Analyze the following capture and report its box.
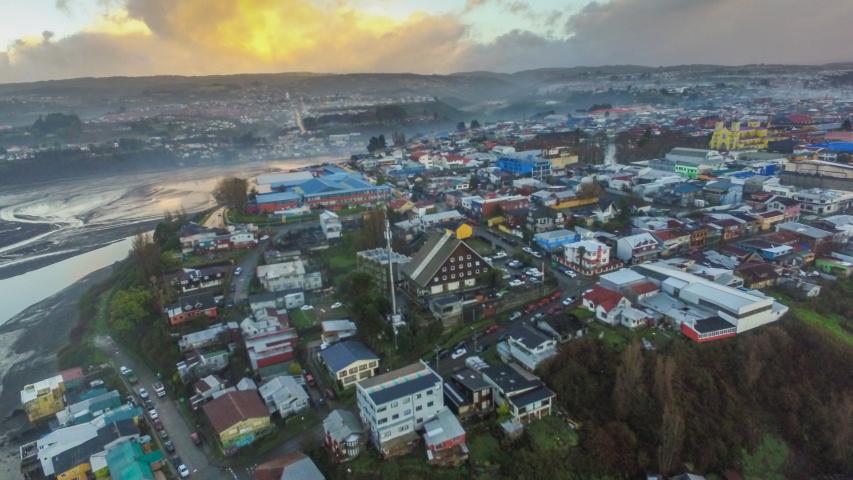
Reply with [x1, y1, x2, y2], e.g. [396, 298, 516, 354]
[323, 409, 366, 463]
[765, 196, 800, 221]
[582, 285, 630, 325]
[167, 266, 228, 293]
[423, 407, 468, 466]
[469, 195, 530, 218]
[258, 376, 309, 419]
[652, 228, 691, 257]
[443, 369, 493, 420]
[319, 210, 342, 240]
[735, 262, 782, 288]
[253, 452, 326, 480]
[254, 167, 392, 212]
[20, 374, 66, 422]
[165, 290, 219, 326]
[562, 240, 615, 275]
[498, 323, 558, 371]
[178, 322, 240, 352]
[256, 260, 323, 292]
[203, 391, 272, 451]
[55, 389, 121, 428]
[320, 320, 358, 346]
[480, 364, 555, 424]
[616, 232, 661, 264]
[401, 231, 491, 302]
[319, 341, 380, 389]
[536, 314, 587, 344]
[496, 150, 551, 179]
[776, 222, 836, 254]
[242, 315, 298, 379]
[533, 229, 579, 252]
[356, 362, 443, 458]
[104, 438, 165, 480]
[178, 348, 230, 384]
[190, 374, 228, 409]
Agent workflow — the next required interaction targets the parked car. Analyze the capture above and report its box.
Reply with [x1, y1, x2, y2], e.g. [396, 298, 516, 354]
[300, 304, 314, 311]
[485, 323, 501, 334]
[190, 432, 202, 446]
[436, 349, 450, 359]
[153, 382, 166, 398]
[158, 429, 169, 440]
[508, 311, 522, 321]
[137, 387, 149, 400]
[119, 366, 130, 375]
[531, 251, 543, 259]
[234, 267, 242, 276]
[330, 302, 343, 309]
[260, 234, 270, 241]
[163, 440, 175, 453]
[522, 246, 534, 254]
[451, 348, 467, 360]
[304, 373, 316, 387]
[547, 306, 562, 316]
[508, 279, 524, 288]
[562, 297, 575, 306]
[178, 464, 190, 478]
[153, 418, 164, 431]
[507, 260, 522, 269]
[139, 435, 152, 444]
[89, 379, 104, 388]
[493, 251, 508, 259]
[148, 408, 159, 420]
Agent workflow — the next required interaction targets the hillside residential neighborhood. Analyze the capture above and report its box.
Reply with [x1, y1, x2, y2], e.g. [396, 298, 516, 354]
[14, 94, 853, 480]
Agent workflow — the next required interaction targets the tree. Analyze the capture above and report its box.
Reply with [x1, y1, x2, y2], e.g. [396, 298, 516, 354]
[577, 181, 603, 199]
[612, 341, 644, 419]
[367, 135, 387, 153]
[392, 131, 406, 147]
[841, 118, 852, 131]
[470, 119, 481, 129]
[109, 287, 152, 336]
[658, 402, 685, 475]
[131, 232, 163, 282]
[456, 121, 466, 132]
[213, 177, 248, 213]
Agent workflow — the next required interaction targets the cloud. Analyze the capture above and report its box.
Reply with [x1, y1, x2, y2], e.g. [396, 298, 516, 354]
[1, 0, 852, 83]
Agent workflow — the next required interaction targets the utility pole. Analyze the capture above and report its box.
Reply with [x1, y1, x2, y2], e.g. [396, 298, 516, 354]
[385, 208, 402, 350]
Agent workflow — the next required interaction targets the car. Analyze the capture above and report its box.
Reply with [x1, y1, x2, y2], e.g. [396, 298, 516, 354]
[89, 379, 105, 388]
[485, 323, 501, 334]
[507, 260, 522, 269]
[547, 306, 562, 316]
[330, 302, 343, 309]
[153, 418, 164, 431]
[234, 267, 242, 276]
[562, 297, 575, 306]
[522, 246, 534, 254]
[190, 432, 202, 446]
[532, 312, 544, 321]
[300, 304, 314, 311]
[508, 279, 524, 288]
[158, 428, 169, 440]
[139, 434, 152, 444]
[436, 348, 450, 359]
[260, 234, 270, 241]
[451, 348, 467, 360]
[531, 251, 543, 259]
[304, 373, 316, 387]
[493, 251, 507, 259]
[509, 311, 522, 321]
[137, 387, 149, 400]
[163, 439, 175, 453]
[153, 382, 166, 397]
[476, 344, 490, 353]
[119, 366, 130, 375]
[178, 464, 190, 478]
[148, 408, 159, 420]
[526, 268, 542, 277]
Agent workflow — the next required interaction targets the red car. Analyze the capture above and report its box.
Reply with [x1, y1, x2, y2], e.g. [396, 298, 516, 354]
[190, 432, 202, 446]
[550, 291, 562, 301]
[484, 324, 500, 335]
[547, 306, 562, 316]
[153, 418, 164, 431]
[304, 373, 316, 387]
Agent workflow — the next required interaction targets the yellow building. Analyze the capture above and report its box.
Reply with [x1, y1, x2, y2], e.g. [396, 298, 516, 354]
[203, 391, 272, 450]
[709, 120, 783, 151]
[543, 147, 579, 170]
[553, 196, 598, 210]
[320, 340, 380, 388]
[446, 222, 473, 240]
[56, 463, 90, 480]
[20, 374, 65, 422]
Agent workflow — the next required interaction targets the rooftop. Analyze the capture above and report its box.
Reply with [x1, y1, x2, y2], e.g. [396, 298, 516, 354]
[202, 391, 269, 434]
[320, 340, 379, 373]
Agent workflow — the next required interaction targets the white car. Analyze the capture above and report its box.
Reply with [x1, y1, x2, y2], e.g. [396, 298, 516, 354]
[148, 408, 159, 420]
[178, 464, 190, 478]
[330, 302, 343, 309]
[525, 268, 542, 277]
[509, 311, 522, 321]
[531, 251, 543, 259]
[120, 366, 130, 375]
[567, 270, 577, 278]
[507, 260, 522, 269]
[260, 234, 270, 241]
[300, 304, 314, 311]
[138, 388, 149, 400]
[493, 251, 507, 259]
[451, 348, 467, 360]
[234, 267, 242, 276]
[562, 297, 575, 306]
[508, 279, 525, 288]
[522, 246, 534, 254]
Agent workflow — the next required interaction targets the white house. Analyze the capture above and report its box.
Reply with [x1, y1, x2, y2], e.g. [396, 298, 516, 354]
[319, 210, 343, 240]
[258, 376, 309, 418]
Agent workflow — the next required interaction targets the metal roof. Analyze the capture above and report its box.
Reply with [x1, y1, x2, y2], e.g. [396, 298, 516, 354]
[320, 340, 378, 373]
[367, 371, 441, 406]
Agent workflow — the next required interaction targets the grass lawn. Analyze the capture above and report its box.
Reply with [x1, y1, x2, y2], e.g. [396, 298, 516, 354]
[527, 416, 579, 454]
[567, 307, 593, 321]
[181, 250, 247, 268]
[288, 308, 319, 329]
[588, 322, 628, 348]
[225, 208, 283, 225]
[793, 307, 853, 347]
[468, 432, 502, 467]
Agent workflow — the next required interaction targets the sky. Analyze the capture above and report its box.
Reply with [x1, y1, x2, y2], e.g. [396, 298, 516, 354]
[0, 0, 851, 84]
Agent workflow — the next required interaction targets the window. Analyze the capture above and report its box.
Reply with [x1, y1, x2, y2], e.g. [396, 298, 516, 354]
[415, 405, 422, 411]
[399, 425, 408, 432]
[426, 389, 433, 396]
[383, 431, 392, 438]
[404, 409, 412, 415]
[378, 418, 387, 425]
[403, 398, 410, 404]
[416, 393, 422, 399]
[451, 274, 456, 279]
[450, 265, 455, 271]
[442, 275, 447, 281]
[392, 413, 399, 420]
[466, 254, 471, 259]
[391, 401, 398, 408]
[458, 255, 463, 261]
[359, 364, 367, 371]
[442, 267, 447, 272]
[427, 401, 434, 407]
[378, 406, 387, 413]
[475, 261, 480, 266]
[467, 262, 472, 268]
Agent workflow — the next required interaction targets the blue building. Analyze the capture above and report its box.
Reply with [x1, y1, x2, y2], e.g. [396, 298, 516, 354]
[533, 229, 579, 252]
[496, 150, 551, 179]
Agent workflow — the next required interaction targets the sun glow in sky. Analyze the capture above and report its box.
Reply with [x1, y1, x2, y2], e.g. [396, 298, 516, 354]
[0, 0, 850, 83]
